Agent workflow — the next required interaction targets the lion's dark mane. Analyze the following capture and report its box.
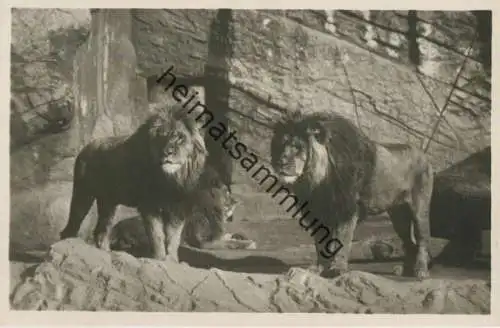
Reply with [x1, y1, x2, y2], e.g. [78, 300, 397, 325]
[181, 186, 228, 248]
[271, 111, 377, 221]
[73, 106, 208, 211]
[132, 107, 207, 194]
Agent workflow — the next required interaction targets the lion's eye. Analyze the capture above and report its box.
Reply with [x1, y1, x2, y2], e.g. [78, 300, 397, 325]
[291, 140, 302, 151]
[177, 134, 185, 143]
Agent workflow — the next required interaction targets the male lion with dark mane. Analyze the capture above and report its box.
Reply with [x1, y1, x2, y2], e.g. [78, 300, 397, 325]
[60, 105, 209, 262]
[270, 111, 434, 280]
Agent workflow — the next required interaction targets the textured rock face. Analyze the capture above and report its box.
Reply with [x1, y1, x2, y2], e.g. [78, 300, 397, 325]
[132, 9, 217, 77]
[10, 239, 490, 313]
[10, 9, 91, 150]
[10, 9, 149, 252]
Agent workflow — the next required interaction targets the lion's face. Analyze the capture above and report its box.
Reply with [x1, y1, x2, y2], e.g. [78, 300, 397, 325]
[271, 116, 330, 187]
[149, 119, 197, 175]
[271, 133, 309, 184]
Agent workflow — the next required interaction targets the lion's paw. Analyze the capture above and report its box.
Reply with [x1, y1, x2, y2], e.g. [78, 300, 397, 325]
[246, 240, 257, 250]
[94, 233, 111, 252]
[414, 251, 431, 280]
[320, 267, 348, 279]
[305, 264, 324, 276]
[392, 264, 404, 276]
[415, 268, 430, 281]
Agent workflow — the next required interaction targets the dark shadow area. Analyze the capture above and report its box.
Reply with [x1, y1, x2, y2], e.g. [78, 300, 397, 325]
[9, 249, 47, 263]
[204, 9, 234, 190]
[430, 146, 491, 267]
[113, 242, 289, 274]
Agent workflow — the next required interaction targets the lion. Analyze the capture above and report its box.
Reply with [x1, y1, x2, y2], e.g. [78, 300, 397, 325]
[59, 105, 208, 263]
[270, 111, 434, 280]
[181, 183, 257, 250]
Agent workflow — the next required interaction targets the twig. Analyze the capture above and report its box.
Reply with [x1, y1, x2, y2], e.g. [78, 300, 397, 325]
[352, 89, 456, 149]
[333, 44, 362, 130]
[421, 35, 476, 153]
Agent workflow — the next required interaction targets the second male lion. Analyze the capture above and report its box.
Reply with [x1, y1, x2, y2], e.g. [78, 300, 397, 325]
[60, 105, 208, 262]
[270, 111, 433, 280]
[181, 184, 257, 250]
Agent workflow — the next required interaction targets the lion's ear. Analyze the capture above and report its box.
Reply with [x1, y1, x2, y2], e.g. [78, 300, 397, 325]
[150, 115, 165, 128]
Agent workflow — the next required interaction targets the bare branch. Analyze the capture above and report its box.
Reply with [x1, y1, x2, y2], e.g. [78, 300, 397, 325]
[422, 36, 476, 153]
[333, 44, 362, 131]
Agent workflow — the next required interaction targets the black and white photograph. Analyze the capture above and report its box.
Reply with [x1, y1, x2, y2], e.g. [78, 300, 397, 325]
[7, 3, 494, 323]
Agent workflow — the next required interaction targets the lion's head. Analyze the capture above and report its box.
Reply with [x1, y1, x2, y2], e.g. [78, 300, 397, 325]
[270, 112, 331, 187]
[205, 184, 238, 223]
[136, 105, 208, 189]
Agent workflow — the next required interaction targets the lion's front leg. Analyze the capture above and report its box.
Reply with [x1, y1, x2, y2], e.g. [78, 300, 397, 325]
[317, 212, 360, 279]
[141, 212, 167, 261]
[408, 165, 433, 280]
[163, 216, 185, 263]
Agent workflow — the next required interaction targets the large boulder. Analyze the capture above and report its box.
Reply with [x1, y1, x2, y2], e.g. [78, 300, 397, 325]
[430, 147, 491, 264]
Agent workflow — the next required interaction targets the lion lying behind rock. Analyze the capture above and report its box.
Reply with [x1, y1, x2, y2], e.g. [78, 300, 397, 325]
[60, 105, 256, 264]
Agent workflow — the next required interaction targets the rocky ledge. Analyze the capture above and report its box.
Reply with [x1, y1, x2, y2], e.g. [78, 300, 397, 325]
[10, 239, 490, 313]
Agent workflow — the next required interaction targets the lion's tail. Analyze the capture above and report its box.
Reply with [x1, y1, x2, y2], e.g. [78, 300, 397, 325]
[60, 151, 96, 240]
[410, 223, 416, 244]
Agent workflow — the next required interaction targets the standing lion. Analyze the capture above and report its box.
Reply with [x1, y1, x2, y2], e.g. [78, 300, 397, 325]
[60, 105, 209, 262]
[270, 111, 434, 280]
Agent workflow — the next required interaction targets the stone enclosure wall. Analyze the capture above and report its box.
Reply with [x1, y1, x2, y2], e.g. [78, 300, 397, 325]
[10, 9, 491, 252]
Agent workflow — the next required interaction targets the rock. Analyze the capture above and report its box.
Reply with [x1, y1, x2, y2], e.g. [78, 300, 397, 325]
[11, 9, 91, 151]
[430, 147, 491, 264]
[10, 239, 490, 313]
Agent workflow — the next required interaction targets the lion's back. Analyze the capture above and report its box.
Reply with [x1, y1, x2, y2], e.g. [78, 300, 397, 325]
[73, 135, 151, 206]
[181, 192, 225, 247]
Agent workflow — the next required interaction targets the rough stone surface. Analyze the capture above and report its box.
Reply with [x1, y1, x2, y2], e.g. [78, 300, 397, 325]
[11, 8, 91, 183]
[10, 239, 490, 313]
[131, 9, 217, 78]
